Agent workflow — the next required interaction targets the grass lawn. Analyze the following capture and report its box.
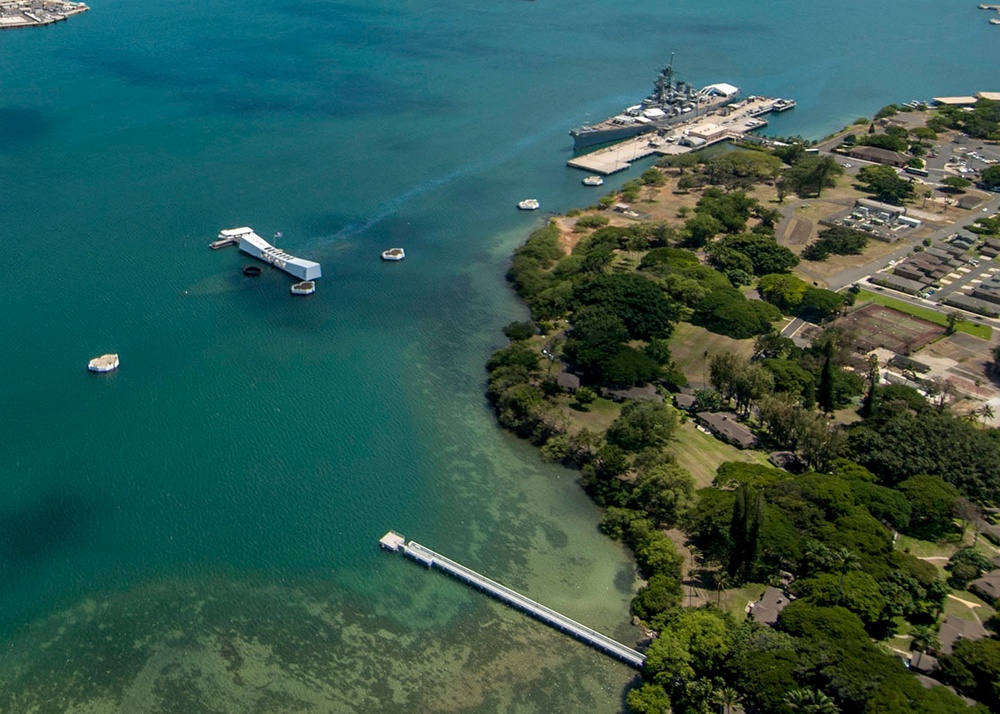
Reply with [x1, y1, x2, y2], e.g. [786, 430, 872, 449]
[669, 322, 756, 387]
[671, 420, 772, 488]
[855, 289, 993, 340]
[718, 582, 769, 622]
[944, 590, 994, 622]
[553, 395, 621, 435]
[895, 534, 959, 560]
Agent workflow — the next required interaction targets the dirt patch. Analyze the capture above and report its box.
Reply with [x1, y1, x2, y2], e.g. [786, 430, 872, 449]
[833, 303, 945, 354]
[786, 217, 813, 246]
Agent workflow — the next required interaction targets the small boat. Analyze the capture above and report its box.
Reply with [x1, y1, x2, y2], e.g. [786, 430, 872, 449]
[242, 265, 262, 277]
[991, 17, 1000, 24]
[582, 176, 604, 187]
[518, 198, 540, 210]
[290, 280, 316, 295]
[381, 248, 406, 261]
[88, 353, 119, 373]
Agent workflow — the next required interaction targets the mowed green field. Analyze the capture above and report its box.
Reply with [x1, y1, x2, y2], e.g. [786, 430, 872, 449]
[669, 322, 758, 388]
[671, 420, 772, 488]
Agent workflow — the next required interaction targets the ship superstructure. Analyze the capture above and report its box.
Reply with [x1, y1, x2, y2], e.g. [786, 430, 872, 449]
[570, 57, 741, 150]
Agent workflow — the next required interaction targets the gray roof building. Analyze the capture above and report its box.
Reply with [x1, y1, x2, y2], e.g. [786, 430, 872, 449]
[606, 383, 663, 403]
[909, 651, 939, 674]
[845, 146, 910, 167]
[696, 411, 758, 449]
[938, 615, 987, 656]
[969, 569, 1000, 603]
[870, 274, 927, 295]
[674, 393, 697, 411]
[748, 587, 792, 626]
[555, 372, 580, 392]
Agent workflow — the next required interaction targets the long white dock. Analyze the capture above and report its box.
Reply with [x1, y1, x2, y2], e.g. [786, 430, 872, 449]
[567, 95, 793, 175]
[380, 531, 646, 669]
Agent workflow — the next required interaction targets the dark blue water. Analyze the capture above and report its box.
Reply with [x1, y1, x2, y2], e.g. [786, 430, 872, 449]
[0, 0, 997, 709]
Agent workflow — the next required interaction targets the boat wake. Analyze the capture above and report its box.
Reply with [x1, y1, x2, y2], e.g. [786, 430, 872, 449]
[307, 101, 629, 249]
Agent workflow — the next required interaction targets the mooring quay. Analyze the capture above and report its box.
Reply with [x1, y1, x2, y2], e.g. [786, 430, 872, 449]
[380, 531, 646, 669]
[568, 95, 795, 175]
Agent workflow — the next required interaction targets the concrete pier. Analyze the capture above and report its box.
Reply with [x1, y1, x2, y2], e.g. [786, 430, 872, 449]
[567, 96, 792, 175]
[380, 531, 647, 669]
[0, 1, 88, 29]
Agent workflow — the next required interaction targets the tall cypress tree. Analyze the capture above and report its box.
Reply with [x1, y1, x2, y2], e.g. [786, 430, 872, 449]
[817, 339, 836, 414]
[728, 485, 763, 581]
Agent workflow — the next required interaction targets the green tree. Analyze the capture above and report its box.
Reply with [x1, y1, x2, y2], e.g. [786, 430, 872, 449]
[709, 352, 744, 402]
[941, 176, 972, 192]
[817, 337, 837, 414]
[641, 167, 667, 186]
[783, 154, 844, 198]
[684, 213, 724, 247]
[573, 386, 596, 409]
[856, 164, 915, 205]
[573, 273, 677, 340]
[728, 484, 764, 580]
[981, 164, 1000, 189]
[715, 234, 799, 275]
[759, 273, 808, 312]
[896, 474, 960, 538]
[502, 320, 535, 341]
[564, 307, 629, 378]
[733, 362, 775, 416]
[945, 310, 962, 335]
[606, 400, 678, 452]
[632, 463, 696, 525]
[714, 686, 743, 714]
[785, 689, 840, 714]
[694, 288, 782, 339]
[626, 683, 672, 714]
[644, 609, 734, 684]
[938, 638, 1000, 708]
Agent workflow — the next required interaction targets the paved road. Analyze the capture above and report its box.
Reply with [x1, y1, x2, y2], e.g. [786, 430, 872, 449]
[823, 191, 1000, 288]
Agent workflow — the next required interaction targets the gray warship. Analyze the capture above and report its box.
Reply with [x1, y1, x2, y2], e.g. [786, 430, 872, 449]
[570, 59, 740, 150]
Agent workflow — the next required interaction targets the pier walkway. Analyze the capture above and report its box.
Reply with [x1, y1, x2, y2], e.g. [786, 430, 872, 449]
[567, 96, 792, 175]
[380, 531, 646, 669]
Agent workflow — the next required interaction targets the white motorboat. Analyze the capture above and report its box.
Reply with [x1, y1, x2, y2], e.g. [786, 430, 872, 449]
[518, 198, 540, 210]
[290, 281, 316, 295]
[583, 176, 604, 186]
[381, 248, 406, 261]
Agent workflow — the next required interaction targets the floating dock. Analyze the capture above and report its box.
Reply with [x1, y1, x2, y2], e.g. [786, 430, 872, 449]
[218, 227, 322, 281]
[380, 531, 646, 669]
[567, 95, 794, 175]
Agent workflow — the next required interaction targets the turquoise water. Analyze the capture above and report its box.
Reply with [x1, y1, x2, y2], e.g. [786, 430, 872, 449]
[1, 0, 998, 710]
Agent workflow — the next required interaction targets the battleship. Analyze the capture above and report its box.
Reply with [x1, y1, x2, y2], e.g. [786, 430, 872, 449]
[570, 58, 741, 150]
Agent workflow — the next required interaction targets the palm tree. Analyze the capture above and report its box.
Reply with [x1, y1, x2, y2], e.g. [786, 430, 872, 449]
[785, 688, 840, 714]
[714, 686, 743, 714]
[979, 403, 995, 426]
[715, 570, 731, 608]
[833, 548, 861, 607]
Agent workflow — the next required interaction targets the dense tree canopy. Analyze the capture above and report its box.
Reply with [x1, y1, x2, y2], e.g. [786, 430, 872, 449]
[715, 234, 799, 275]
[848, 411, 1000, 503]
[855, 164, 915, 205]
[802, 226, 870, 262]
[574, 273, 677, 340]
